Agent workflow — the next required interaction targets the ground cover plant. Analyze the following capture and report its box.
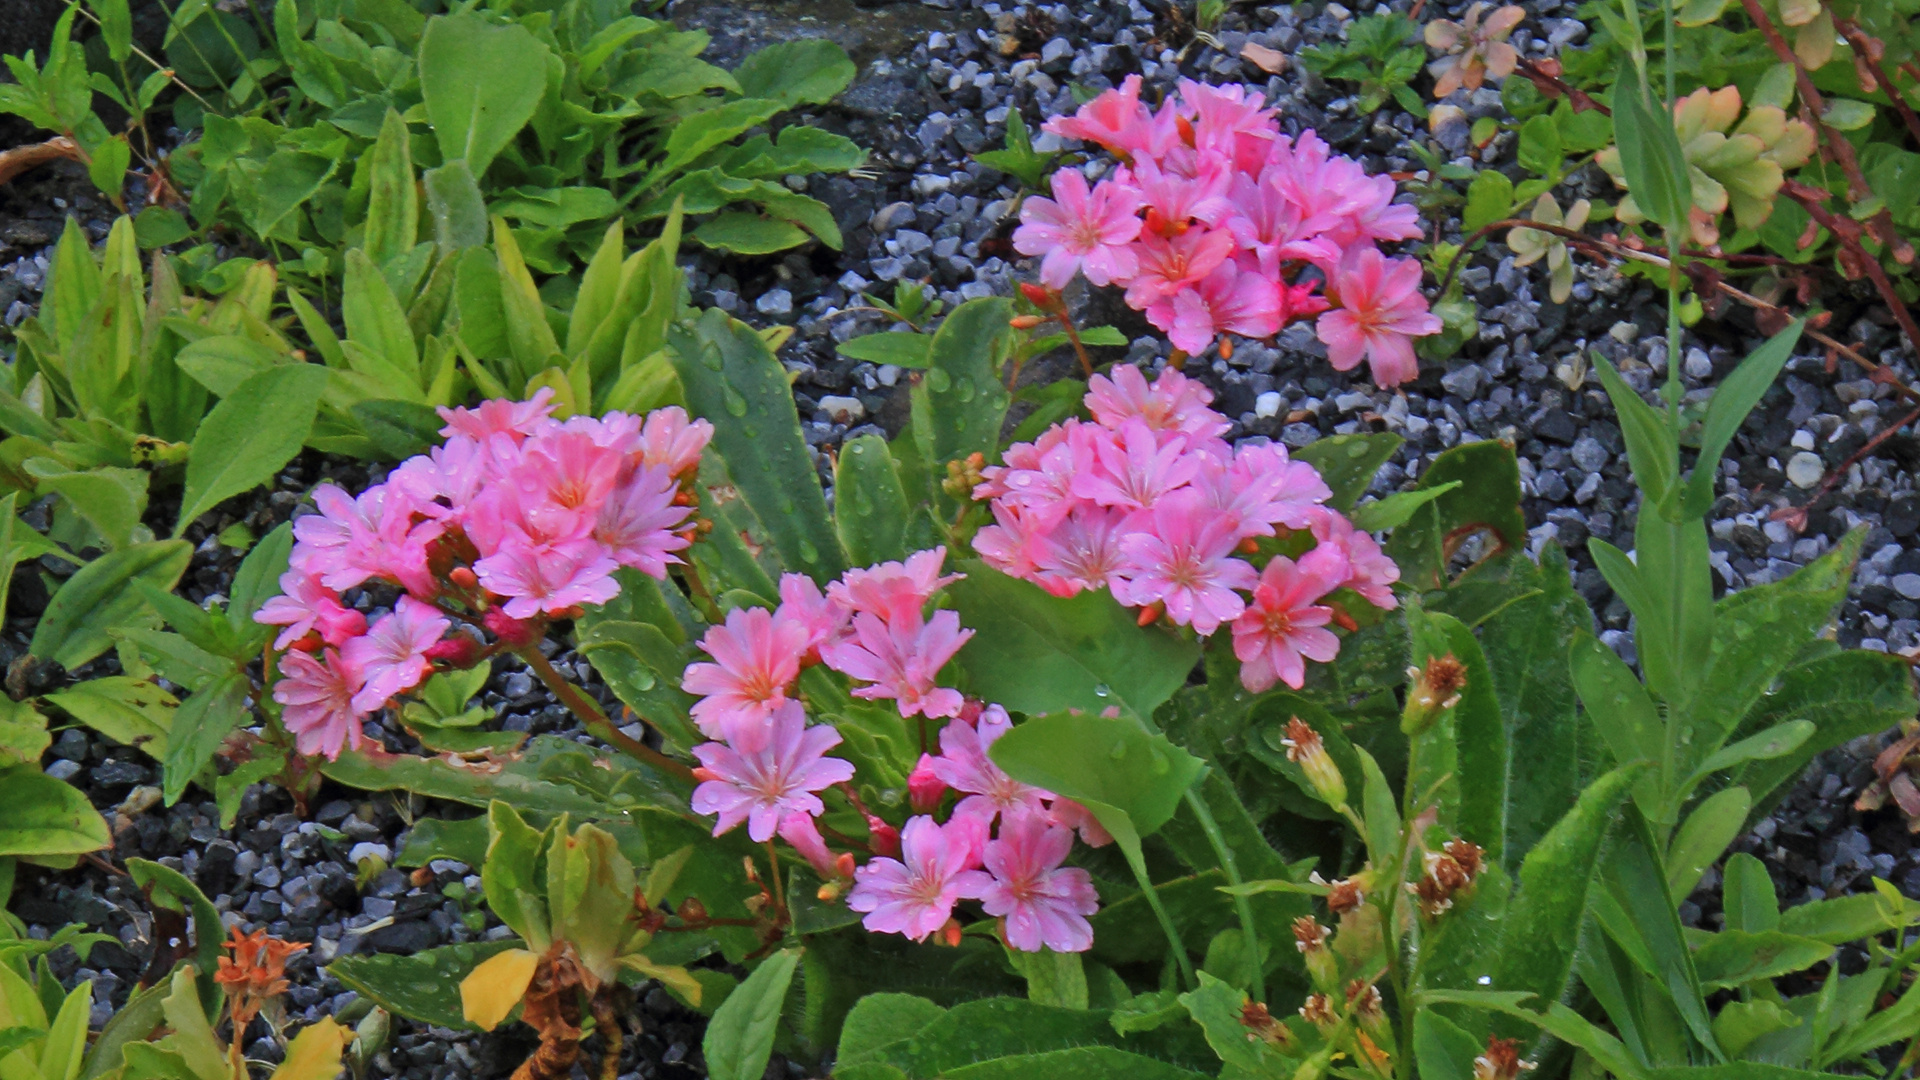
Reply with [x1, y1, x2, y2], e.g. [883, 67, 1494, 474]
[2, 0, 1920, 1077]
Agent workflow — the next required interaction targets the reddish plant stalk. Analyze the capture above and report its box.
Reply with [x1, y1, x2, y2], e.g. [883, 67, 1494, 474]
[1835, 18, 1920, 149]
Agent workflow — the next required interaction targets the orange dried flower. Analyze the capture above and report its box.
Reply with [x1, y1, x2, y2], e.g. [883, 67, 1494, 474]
[1474, 1036, 1535, 1080]
[1325, 877, 1366, 915]
[216, 927, 307, 1026]
[1239, 999, 1292, 1047]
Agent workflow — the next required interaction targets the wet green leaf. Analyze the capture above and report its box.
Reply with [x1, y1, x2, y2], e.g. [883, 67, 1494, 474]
[328, 941, 523, 1032]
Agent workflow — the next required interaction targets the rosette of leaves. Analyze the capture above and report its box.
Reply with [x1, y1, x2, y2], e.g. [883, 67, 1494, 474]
[1598, 84, 1815, 245]
[1507, 193, 1591, 303]
[162, 0, 863, 289]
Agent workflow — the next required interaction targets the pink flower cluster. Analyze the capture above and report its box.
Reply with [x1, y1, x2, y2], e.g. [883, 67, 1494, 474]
[973, 364, 1399, 693]
[680, 553, 1104, 952]
[257, 391, 711, 759]
[1014, 76, 1441, 387]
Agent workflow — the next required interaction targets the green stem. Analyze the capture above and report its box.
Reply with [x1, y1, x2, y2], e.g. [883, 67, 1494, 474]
[1182, 786, 1262, 1002]
[1120, 839, 1195, 989]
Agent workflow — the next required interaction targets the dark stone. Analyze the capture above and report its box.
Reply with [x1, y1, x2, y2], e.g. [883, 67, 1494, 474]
[91, 760, 149, 786]
[1886, 494, 1920, 538]
[364, 919, 440, 955]
[1535, 410, 1578, 445]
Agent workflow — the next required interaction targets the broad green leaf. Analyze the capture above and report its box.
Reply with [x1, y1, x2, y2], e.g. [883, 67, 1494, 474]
[990, 712, 1206, 842]
[424, 160, 489, 250]
[1631, 509, 1716, 715]
[1592, 350, 1678, 505]
[1611, 59, 1692, 236]
[1710, 1000, 1800, 1057]
[1571, 631, 1662, 768]
[342, 249, 420, 387]
[834, 434, 910, 566]
[177, 364, 328, 533]
[1179, 972, 1286, 1076]
[47, 217, 101, 352]
[1692, 930, 1832, 989]
[645, 98, 786, 188]
[362, 109, 418, 267]
[1517, 115, 1564, 176]
[126, 858, 225, 1004]
[910, 298, 1014, 516]
[691, 213, 809, 255]
[1488, 766, 1638, 1027]
[1348, 481, 1460, 532]
[492, 217, 562, 386]
[228, 522, 293, 640]
[837, 332, 933, 369]
[1463, 168, 1516, 232]
[1292, 433, 1405, 511]
[88, 135, 131, 202]
[1666, 786, 1750, 898]
[1776, 890, 1915, 944]
[949, 565, 1199, 722]
[733, 39, 855, 106]
[1384, 439, 1525, 591]
[1007, 948, 1088, 1010]
[1687, 722, 1812, 788]
[668, 309, 844, 582]
[1415, 1008, 1485, 1080]
[419, 13, 551, 177]
[1820, 99, 1875, 130]
[1722, 852, 1778, 933]
[159, 674, 248, 806]
[0, 764, 110, 857]
[714, 128, 866, 179]
[28, 463, 148, 551]
[703, 950, 800, 1080]
[350, 399, 445, 460]
[1418, 990, 1646, 1080]
[44, 675, 176, 758]
[1729, 650, 1915, 811]
[242, 151, 338, 241]
[156, 964, 227, 1080]
[1598, 810, 1722, 1058]
[31, 539, 191, 669]
[328, 941, 523, 1032]
[266, 1018, 351, 1080]
[1677, 321, 1803, 517]
[0, 697, 48, 767]
[323, 734, 693, 819]
[567, 223, 626, 361]
[79, 981, 167, 1080]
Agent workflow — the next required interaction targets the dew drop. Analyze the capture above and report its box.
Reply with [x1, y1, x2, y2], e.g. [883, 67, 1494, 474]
[1109, 741, 1128, 761]
[722, 387, 749, 417]
[954, 377, 976, 402]
[926, 369, 951, 393]
[799, 539, 820, 564]
[1093, 684, 1111, 697]
[700, 346, 724, 372]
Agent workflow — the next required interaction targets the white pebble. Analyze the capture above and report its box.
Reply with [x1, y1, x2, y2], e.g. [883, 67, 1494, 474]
[1254, 391, 1282, 419]
[1785, 451, 1824, 489]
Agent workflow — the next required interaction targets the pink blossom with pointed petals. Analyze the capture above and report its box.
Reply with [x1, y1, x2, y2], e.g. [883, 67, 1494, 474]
[974, 809, 1100, 952]
[1121, 227, 1237, 310]
[638, 406, 714, 479]
[1046, 798, 1114, 848]
[973, 502, 1046, 582]
[1232, 545, 1349, 692]
[1317, 247, 1442, 388]
[1125, 156, 1235, 232]
[274, 648, 368, 760]
[342, 596, 450, 712]
[1113, 492, 1259, 635]
[690, 701, 854, 842]
[1148, 257, 1283, 356]
[820, 610, 972, 719]
[436, 387, 556, 442]
[683, 606, 808, 750]
[908, 754, 949, 813]
[928, 707, 1050, 827]
[1193, 441, 1331, 539]
[1084, 364, 1229, 441]
[773, 573, 846, 661]
[847, 815, 988, 942]
[594, 463, 691, 577]
[255, 571, 367, 649]
[1071, 419, 1202, 512]
[974, 423, 1082, 522]
[1041, 74, 1151, 155]
[1013, 169, 1143, 289]
[827, 547, 961, 626]
[1031, 505, 1130, 598]
[472, 535, 619, 620]
[1310, 511, 1402, 610]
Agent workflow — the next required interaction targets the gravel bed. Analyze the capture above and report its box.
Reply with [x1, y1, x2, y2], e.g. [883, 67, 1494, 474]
[4, 0, 1919, 1076]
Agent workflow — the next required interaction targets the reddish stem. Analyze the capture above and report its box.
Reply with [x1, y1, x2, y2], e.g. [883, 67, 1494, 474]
[1836, 19, 1920, 149]
[1782, 181, 1920, 354]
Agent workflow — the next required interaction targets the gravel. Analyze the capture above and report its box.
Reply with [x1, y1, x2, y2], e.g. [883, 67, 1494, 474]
[5, 0, 1919, 1075]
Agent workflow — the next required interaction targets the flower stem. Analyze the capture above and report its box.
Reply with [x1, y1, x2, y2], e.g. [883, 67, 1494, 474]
[1056, 311, 1095, 377]
[1182, 786, 1263, 1002]
[1118, 838, 1195, 989]
[516, 646, 694, 782]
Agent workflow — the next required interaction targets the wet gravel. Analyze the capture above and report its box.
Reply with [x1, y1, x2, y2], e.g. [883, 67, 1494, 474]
[4, 0, 1919, 1076]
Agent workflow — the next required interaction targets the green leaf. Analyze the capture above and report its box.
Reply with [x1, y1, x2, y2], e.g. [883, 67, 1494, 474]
[125, 857, 225, 1003]
[418, 13, 551, 177]
[837, 332, 933, 369]
[834, 434, 910, 566]
[159, 674, 247, 806]
[1418, 990, 1646, 1080]
[1775, 890, 1913, 944]
[668, 308, 844, 582]
[134, 206, 192, 249]
[704, 949, 800, 1080]
[1489, 766, 1639, 1026]
[228, 521, 293, 642]
[176, 364, 328, 533]
[1384, 439, 1526, 591]
[328, 941, 523, 1031]
[733, 39, 855, 107]
[1721, 852, 1778, 934]
[1676, 321, 1803, 517]
[492, 217, 562, 383]
[29, 463, 149, 551]
[1597, 809, 1721, 1059]
[1570, 630, 1663, 780]
[1691, 930, 1833, 989]
[1179, 972, 1287, 1076]
[1348, 481, 1461, 532]
[1820, 99, 1875, 130]
[1611, 59, 1693, 236]
[1292, 433, 1404, 511]
[949, 564, 1199, 722]
[350, 399, 446, 460]
[911, 298, 1014, 515]
[45, 676, 175, 759]
[646, 98, 786, 188]
[691, 212, 810, 255]
[1463, 169, 1516, 233]
[1415, 1009, 1485, 1080]
[1517, 115, 1564, 176]
[0, 765, 110, 857]
[989, 712, 1207, 843]
[944, 1047, 1210, 1079]
[836, 993, 950, 1066]
[1007, 948, 1088, 1010]
[88, 135, 131, 202]
[1591, 351, 1677, 505]
[0, 697, 49, 767]
[423, 160, 489, 251]
[362, 109, 418, 268]
[1709, 1000, 1800, 1057]
[342, 249, 421, 391]
[1666, 786, 1750, 898]
[1729, 650, 1916, 810]
[31, 539, 192, 669]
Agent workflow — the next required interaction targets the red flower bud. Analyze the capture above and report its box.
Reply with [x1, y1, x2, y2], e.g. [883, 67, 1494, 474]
[834, 852, 857, 880]
[1019, 282, 1058, 310]
[424, 633, 485, 668]
[448, 567, 479, 590]
[483, 608, 542, 648]
[867, 820, 901, 859]
[958, 698, 984, 725]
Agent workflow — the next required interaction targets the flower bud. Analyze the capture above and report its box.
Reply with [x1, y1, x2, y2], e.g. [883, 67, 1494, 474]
[1293, 916, 1340, 992]
[834, 852, 857, 880]
[1282, 717, 1347, 810]
[867, 820, 901, 859]
[1325, 876, 1365, 915]
[1346, 980, 1390, 1045]
[908, 754, 949, 813]
[939, 918, 964, 947]
[1009, 314, 1048, 329]
[1402, 654, 1468, 735]
[483, 608, 542, 648]
[448, 566, 479, 591]
[677, 897, 707, 923]
[1473, 1037, 1535, 1080]
[1238, 1000, 1293, 1048]
[424, 632, 485, 669]
[959, 698, 984, 725]
[1019, 282, 1059, 310]
[1298, 994, 1337, 1033]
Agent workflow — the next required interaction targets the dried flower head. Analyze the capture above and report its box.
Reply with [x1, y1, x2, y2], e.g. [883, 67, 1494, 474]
[1345, 979, 1384, 1019]
[1292, 915, 1330, 953]
[1326, 876, 1366, 915]
[1474, 1037, 1536, 1080]
[1410, 873, 1455, 918]
[1240, 999, 1294, 1047]
[1282, 717, 1349, 809]
[1424, 4, 1526, 97]
[216, 927, 308, 1026]
[1300, 993, 1338, 1028]
[1444, 839, 1485, 879]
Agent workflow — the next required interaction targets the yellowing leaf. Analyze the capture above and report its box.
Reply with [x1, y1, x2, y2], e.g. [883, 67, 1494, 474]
[618, 955, 703, 1006]
[460, 948, 539, 1031]
[268, 1017, 352, 1080]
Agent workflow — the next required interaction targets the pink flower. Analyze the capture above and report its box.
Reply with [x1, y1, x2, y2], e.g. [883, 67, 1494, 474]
[639, 406, 714, 479]
[973, 502, 1046, 582]
[1311, 511, 1402, 610]
[389, 435, 494, 524]
[690, 701, 855, 842]
[1085, 364, 1229, 442]
[517, 427, 628, 540]
[774, 573, 846, 660]
[928, 707, 1050, 827]
[1194, 441, 1331, 538]
[1147, 257, 1283, 356]
[1231, 545, 1349, 692]
[594, 463, 692, 577]
[1113, 492, 1259, 635]
[255, 571, 367, 649]
[1070, 419, 1202, 512]
[1179, 79, 1276, 165]
[1047, 798, 1114, 848]
[1031, 505, 1130, 598]
[847, 815, 988, 942]
[1121, 228, 1237, 310]
[1317, 247, 1442, 388]
[974, 424, 1081, 520]
[1042, 74, 1151, 155]
[683, 606, 808, 750]
[274, 648, 368, 760]
[828, 548, 961, 626]
[821, 611, 972, 719]
[341, 596, 450, 712]
[1013, 169, 1143, 289]
[472, 534, 619, 619]
[290, 485, 394, 592]
[908, 754, 949, 812]
[778, 812, 841, 880]
[436, 388, 556, 442]
[1126, 156, 1234, 233]
[973, 809, 1100, 953]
